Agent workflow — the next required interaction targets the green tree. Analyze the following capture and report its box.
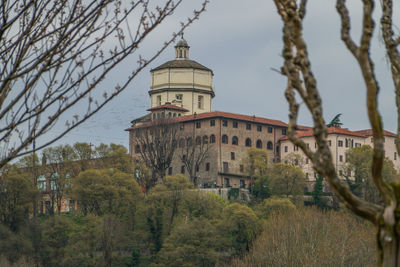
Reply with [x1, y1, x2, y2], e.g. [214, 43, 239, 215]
[327, 113, 343, 128]
[254, 198, 296, 220]
[345, 145, 398, 204]
[151, 174, 192, 231]
[241, 148, 269, 193]
[41, 215, 75, 267]
[221, 203, 262, 255]
[0, 224, 33, 264]
[155, 218, 227, 267]
[71, 169, 140, 216]
[42, 144, 77, 214]
[0, 170, 37, 231]
[73, 142, 94, 171]
[269, 163, 306, 198]
[312, 175, 327, 209]
[93, 143, 132, 173]
[252, 175, 271, 201]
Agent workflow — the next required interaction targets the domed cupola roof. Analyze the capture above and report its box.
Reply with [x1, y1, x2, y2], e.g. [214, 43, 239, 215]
[151, 33, 213, 74]
[175, 36, 189, 48]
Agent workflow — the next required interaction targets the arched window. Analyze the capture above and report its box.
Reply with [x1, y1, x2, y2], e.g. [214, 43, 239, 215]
[256, 139, 262, 148]
[222, 135, 228, 144]
[232, 136, 239, 145]
[135, 144, 140, 153]
[203, 135, 208, 144]
[187, 138, 193, 147]
[210, 134, 216, 143]
[179, 138, 185, 148]
[196, 136, 201, 145]
[245, 138, 252, 147]
[267, 141, 273, 150]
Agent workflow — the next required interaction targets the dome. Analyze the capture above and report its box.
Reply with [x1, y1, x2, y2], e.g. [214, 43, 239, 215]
[151, 59, 212, 73]
[175, 38, 189, 47]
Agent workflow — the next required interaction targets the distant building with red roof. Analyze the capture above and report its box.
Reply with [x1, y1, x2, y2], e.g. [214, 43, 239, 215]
[280, 126, 399, 190]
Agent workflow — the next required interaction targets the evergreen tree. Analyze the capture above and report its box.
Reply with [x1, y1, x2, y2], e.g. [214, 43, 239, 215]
[312, 175, 326, 208]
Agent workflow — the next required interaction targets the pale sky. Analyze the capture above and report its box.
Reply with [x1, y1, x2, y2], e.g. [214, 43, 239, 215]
[47, 0, 399, 149]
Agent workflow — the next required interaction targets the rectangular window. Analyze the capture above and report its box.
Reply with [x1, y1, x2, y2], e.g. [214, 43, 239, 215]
[282, 129, 287, 135]
[198, 95, 204, 109]
[284, 146, 288, 152]
[210, 120, 215, 126]
[355, 143, 361, 147]
[345, 139, 349, 148]
[231, 152, 235, 160]
[240, 164, 244, 172]
[246, 123, 251, 130]
[294, 145, 299, 151]
[157, 95, 162, 106]
[168, 167, 172, 175]
[268, 127, 273, 133]
[196, 122, 201, 129]
[224, 178, 230, 187]
[339, 155, 343, 162]
[257, 125, 262, 132]
[328, 140, 332, 147]
[176, 94, 183, 101]
[180, 125, 184, 131]
[223, 162, 229, 173]
[196, 165, 199, 172]
[395, 152, 397, 161]
[181, 165, 185, 174]
[206, 162, 210, 171]
[338, 140, 343, 147]
[222, 120, 228, 127]
[233, 121, 238, 128]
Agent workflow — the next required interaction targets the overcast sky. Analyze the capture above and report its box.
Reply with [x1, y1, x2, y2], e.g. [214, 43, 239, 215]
[49, 0, 399, 149]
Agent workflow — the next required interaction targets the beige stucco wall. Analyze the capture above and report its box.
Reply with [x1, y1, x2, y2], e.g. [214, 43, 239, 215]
[150, 68, 214, 114]
[280, 133, 400, 183]
[365, 135, 400, 170]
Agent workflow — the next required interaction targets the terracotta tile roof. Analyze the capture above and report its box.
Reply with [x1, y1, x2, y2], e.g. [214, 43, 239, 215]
[151, 59, 212, 73]
[353, 129, 397, 137]
[147, 104, 189, 112]
[280, 126, 367, 141]
[125, 111, 288, 131]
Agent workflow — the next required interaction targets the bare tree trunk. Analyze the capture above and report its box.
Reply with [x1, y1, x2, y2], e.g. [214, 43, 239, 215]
[273, 0, 400, 264]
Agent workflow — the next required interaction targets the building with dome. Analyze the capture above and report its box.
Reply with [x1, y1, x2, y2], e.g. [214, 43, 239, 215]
[127, 35, 288, 188]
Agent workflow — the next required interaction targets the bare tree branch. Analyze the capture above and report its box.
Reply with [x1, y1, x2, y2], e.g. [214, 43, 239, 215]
[0, 0, 209, 169]
[274, 0, 382, 224]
